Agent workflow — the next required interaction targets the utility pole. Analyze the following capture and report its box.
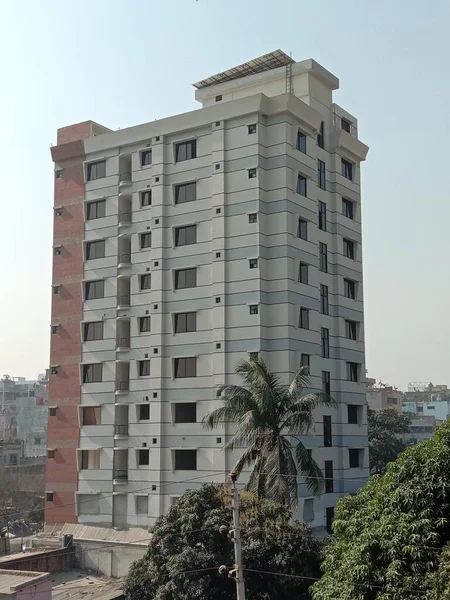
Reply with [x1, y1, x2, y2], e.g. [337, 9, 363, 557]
[230, 471, 246, 600]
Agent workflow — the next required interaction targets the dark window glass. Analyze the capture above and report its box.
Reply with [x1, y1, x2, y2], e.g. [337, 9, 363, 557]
[322, 371, 331, 396]
[320, 284, 329, 315]
[341, 159, 353, 180]
[296, 175, 307, 196]
[248, 168, 257, 178]
[317, 121, 325, 148]
[299, 262, 308, 284]
[326, 506, 335, 534]
[300, 354, 310, 369]
[174, 449, 197, 470]
[140, 232, 152, 249]
[87, 161, 106, 181]
[139, 317, 151, 333]
[319, 201, 327, 231]
[83, 322, 104, 341]
[319, 243, 328, 273]
[344, 278, 356, 299]
[341, 118, 351, 133]
[140, 274, 151, 290]
[317, 160, 326, 190]
[175, 182, 197, 204]
[249, 258, 258, 269]
[139, 404, 150, 420]
[86, 240, 105, 260]
[298, 218, 308, 240]
[321, 328, 330, 358]
[139, 360, 150, 377]
[175, 225, 197, 247]
[345, 320, 357, 340]
[249, 305, 258, 315]
[85, 280, 104, 300]
[343, 238, 355, 259]
[86, 200, 106, 220]
[174, 403, 197, 423]
[248, 124, 257, 134]
[82, 363, 102, 383]
[348, 404, 359, 424]
[296, 131, 306, 153]
[175, 268, 197, 290]
[323, 415, 332, 447]
[138, 449, 149, 465]
[46, 493, 54, 502]
[141, 150, 152, 166]
[175, 140, 196, 162]
[347, 362, 359, 382]
[324, 461, 333, 493]
[299, 308, 309, 330]
[342, 198, 354, 219]
[248, 213, 257, 223]
[141, 191, 152, 207]
[174, 312, 197, 333]
[349, 449, 360, 468]
[174, 357, 197, 378]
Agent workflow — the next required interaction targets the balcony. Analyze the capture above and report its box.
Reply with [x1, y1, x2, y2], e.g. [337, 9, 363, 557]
[118, 212, 132, 226]
[116, 380, 129, 392]
[116, 317, 130, 351]
[114, 424, 128, 436]
[117, 295, 130, 308]
[118, 192, 132, 228]
[117, 275, 131, 309]
[118, 234, 131, 269]
[113, 469, 128, 482]
[118, 253, 131, 267]
[116, 337, 130, 350]
[115, 361, 130, 395]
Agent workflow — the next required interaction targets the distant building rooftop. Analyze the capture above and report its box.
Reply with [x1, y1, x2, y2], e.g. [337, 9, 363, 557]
[52, 576, 123, 600]
[0, 569, 50, 595]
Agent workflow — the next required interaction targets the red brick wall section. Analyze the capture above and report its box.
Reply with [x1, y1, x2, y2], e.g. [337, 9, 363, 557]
[0, 548, 74, 572]
[46, 126, 87, 525]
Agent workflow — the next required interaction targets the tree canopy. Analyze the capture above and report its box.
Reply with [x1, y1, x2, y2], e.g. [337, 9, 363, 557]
[124, 484, 322, 600]
[368, 408, 410, 474]
[312, 420, 450, 600]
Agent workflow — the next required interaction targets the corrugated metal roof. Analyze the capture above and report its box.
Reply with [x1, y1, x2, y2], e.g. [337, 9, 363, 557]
[52, 578, 123, 600]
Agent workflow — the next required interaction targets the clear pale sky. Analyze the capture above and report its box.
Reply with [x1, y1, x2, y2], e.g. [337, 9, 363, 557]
[0, 0, 448, 390]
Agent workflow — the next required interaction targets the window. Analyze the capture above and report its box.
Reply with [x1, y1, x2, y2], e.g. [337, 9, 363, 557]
[55, 169, 63, 179]
[139, 404, 150, 420]
[248, 168, 257, 179]
[296, 131, 306, 153]
[175, 268, 197, 290]
[141, 150, 152, 166]
[174, 449, 197, 470]
[82, 406, 101, 426]
[138, 449, 149, 466]
[297, 218, 307, 240]
[347, 362, 359, 382]
[140, 232, 152, 249]
[248, 124, 257, 134]
[300, 354, 310, 370]
[86, 240, 105, 260]
[175, 225, 197, 247]
[51, 366, 58, 375]
[249, 352, 259, 360]
[174, 312, 196, 333]
[174, 402, 197, 423]
[82, 363, 102, 383]
[8, 454, 18, 465]
[141, 191, 152, 207]
[349, 449, 360, 468]
[86, 199, 106, 220]
[345, 320, 357, 340]
[348, 404, 359, 424]
[249, 259, 258, 269]
[139, 316, 151, 333]
[83, 322, 104, 342]
[139, 360, 150, 377]
[341, 159, 353, 180]
[87, 160, 106, 181]
[46, 493, 54, 502]
[344, 278, 356, 299]
[52, 325, 59, 334]
[136, 496, 148, 515]
[85, 280, 104, 300]
[54, 246, 61, 256]
[174, 357, 197, 378]
[343, 238, 355, 259]
[320, 284, 329, 315]
[55, 208, 62, 217]
[299, 308, 310, 329]
[317, 160, 326, 190]
[318, 201, 327, 231]
[387, 397, 398, 405]
[215, 95, 222, 102]
[322, 371, 331, 396]
[175, 182, 196, 204]
[319, 243, 328, 273]
[175, 139, 196, 162]
[140, 274, 151, 290]
[299, 262, 308, 284]
[342, 198, 354, 219]
[49, 407, 57, 417]
[324, 461, 333, 493]
[249, 305, 258, 315]
[325, 506, 335, 534]
[248, 213, 257, 223]
[323, 415, 332, 447]
[35, 437, 42, 445]
[341, 118, 351, 133]
[80, 449, 100, 470]
[296, 175, 307, 196]
[317, 121, 325, 148]
[321, 328, 330, 358]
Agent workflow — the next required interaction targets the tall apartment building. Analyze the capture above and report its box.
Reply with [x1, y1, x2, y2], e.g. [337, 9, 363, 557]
[46, 51, 369, 532]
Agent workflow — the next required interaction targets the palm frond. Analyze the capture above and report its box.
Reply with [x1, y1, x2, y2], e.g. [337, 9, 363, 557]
[295, 439, 324, 496]
[233, 446, 256, 475]
[288, 366, 312, 398]
[245, 454, 267, 499]
[202, 385, 256, 429]
[264, 437, 297, 507]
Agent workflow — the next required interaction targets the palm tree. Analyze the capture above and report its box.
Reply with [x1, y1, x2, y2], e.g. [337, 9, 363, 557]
[203, 356, 335, 508]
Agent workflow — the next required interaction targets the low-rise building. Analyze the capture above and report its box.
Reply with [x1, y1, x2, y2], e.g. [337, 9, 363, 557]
[403, 415, 435, 446]
[367, 382, 403, 412]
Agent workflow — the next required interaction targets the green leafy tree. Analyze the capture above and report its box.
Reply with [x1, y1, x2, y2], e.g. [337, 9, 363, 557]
[203, 357, 334, 507]
[312, 420, 450, 600]
[368, 408, 410, 474]
[124, 484, 322, 600]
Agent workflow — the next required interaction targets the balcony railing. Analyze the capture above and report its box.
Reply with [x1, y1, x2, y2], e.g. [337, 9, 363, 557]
[116, 381, 129, 392]
[117, 295, 130, 307]
[113, 469, 128, 481]
[119, 172, 131, 185]
[116, 337, 130, 349]
[118, 212, 132, 224]
[114, 424, 128, 436]
[118, 253, 131, 265]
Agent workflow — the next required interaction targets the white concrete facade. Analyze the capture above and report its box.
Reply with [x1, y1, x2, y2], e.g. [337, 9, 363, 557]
[63, 54, 369, 532]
